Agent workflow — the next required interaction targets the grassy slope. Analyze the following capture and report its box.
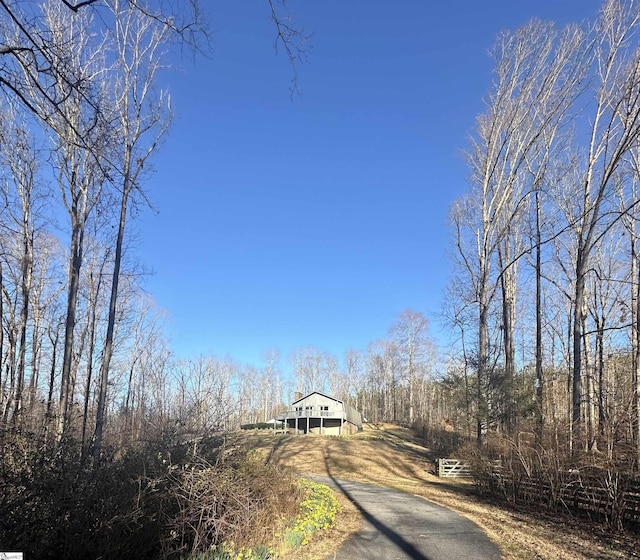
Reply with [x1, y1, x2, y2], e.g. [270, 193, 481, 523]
[237, 423, 640, 560]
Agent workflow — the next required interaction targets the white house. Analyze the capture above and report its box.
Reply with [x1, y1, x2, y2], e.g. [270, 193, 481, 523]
[275, 391, 363, 435]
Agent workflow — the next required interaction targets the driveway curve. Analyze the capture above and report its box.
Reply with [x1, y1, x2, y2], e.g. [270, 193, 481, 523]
[309, 475, 501, 560]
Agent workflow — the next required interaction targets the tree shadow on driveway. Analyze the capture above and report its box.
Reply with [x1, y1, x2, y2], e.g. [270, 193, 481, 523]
[321, 447, 433, 560]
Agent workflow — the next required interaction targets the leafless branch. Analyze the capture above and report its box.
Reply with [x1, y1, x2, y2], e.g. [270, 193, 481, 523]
[267, 0, 311, 96]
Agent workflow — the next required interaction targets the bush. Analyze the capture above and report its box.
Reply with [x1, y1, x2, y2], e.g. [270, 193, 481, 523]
[166, 448, 301, 558]
[241, 422, 286, 431]
[0, 432, 173, 558]
[0, 430, 301, 559]
[282, 479, 340, 549]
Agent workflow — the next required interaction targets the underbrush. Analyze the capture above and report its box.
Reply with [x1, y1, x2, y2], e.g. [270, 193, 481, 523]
[0, 429, 305, 559]
[199, 479, 341, 560]
[457, 432, 640, 532]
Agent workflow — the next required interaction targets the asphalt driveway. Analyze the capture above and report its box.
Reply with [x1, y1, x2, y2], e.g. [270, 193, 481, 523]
[310, 475, 502, 560]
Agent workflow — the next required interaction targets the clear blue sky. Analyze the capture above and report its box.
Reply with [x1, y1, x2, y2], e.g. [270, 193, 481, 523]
[138, 0, 601, 367]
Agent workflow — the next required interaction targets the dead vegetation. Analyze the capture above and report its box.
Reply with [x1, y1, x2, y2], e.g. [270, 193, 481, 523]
[240, 423, 640, 560]
[0, 431, 302, 559]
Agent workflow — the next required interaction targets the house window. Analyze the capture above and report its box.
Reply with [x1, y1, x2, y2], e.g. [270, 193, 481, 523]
[320, 405, 329, 416]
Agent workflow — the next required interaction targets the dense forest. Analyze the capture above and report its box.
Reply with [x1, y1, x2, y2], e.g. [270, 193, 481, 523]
[2, 0, 640, 557]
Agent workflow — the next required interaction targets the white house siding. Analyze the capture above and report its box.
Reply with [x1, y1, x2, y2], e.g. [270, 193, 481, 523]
[293, 393, 341, 413]
[277, 391, 363, 435]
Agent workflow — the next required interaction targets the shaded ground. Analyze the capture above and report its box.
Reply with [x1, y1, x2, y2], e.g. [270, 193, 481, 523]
[237, 423, 640, 560]
[311, 475, 501, 560]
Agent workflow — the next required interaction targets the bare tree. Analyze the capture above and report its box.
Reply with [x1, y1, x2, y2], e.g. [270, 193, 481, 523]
[621, 149, 640, 461]
[0, 1, 207, 132]
[389, 310, 431, 425]
[568, 0, 640, 451]
[174, 356, 234, 436]
[364, 339, 401, 422]
[260, 348, 281, 421]
[452, 18, 587, 443]
[93, 0, 172, 461]
[586, 233, 628, 451]
[0, 103, 43, 424]
[0, 1, 313, 455]
[344, 349, 364, 412]
[290, 347, 327, 395]
[35, 2, 111, 441]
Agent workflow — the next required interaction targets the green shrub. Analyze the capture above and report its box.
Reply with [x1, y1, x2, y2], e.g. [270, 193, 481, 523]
[240, 422, 286, 430]
[282, 479, 340, 548]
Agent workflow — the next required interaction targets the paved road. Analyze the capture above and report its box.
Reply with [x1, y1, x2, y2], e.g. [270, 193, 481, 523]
[310, 476, 501, 560]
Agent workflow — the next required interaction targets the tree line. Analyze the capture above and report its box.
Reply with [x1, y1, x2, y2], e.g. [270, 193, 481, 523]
[8, 0, 640, 482]
[446, 0, 640, 467]
[0, 0, 313, 462]
[0, 0, 447, 461]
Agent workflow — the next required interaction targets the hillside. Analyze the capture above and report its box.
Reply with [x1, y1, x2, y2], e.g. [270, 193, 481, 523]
[238, 424, 640, 560]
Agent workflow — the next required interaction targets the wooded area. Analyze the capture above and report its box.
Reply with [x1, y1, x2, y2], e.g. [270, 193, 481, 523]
[2, 0, 640, 557]
[447, 0, 640, 466]
[439, 0, 640, 532]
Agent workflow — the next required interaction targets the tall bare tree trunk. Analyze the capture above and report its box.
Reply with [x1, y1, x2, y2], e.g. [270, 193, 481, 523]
[40, 4, 108, 443]
[0, 259, 5, 404]
[28, 301, 43, 414]
[57, 221, 83, 440]
[635, 267, 640, 466]
[572, 251, 586, 451]
[596, 321, 606, 440]
[498, 241, 516, 434]
[633, 233, 640, 465]
[43, 326, 60, 442]
[94, 185, 129, 461]
[0, 262, 4, 412]
[535, 191, 544, 440]
[81, 263, 105, 456]
[478, 285, 488, 445]
[581, 302, 595, 451]
[13, 228, 32, 423]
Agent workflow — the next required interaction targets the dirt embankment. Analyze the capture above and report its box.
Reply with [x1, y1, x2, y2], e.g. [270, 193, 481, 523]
[237, 424, 640, 560]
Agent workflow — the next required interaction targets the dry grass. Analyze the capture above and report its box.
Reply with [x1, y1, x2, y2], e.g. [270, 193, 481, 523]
[236, 424, 640, 560]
